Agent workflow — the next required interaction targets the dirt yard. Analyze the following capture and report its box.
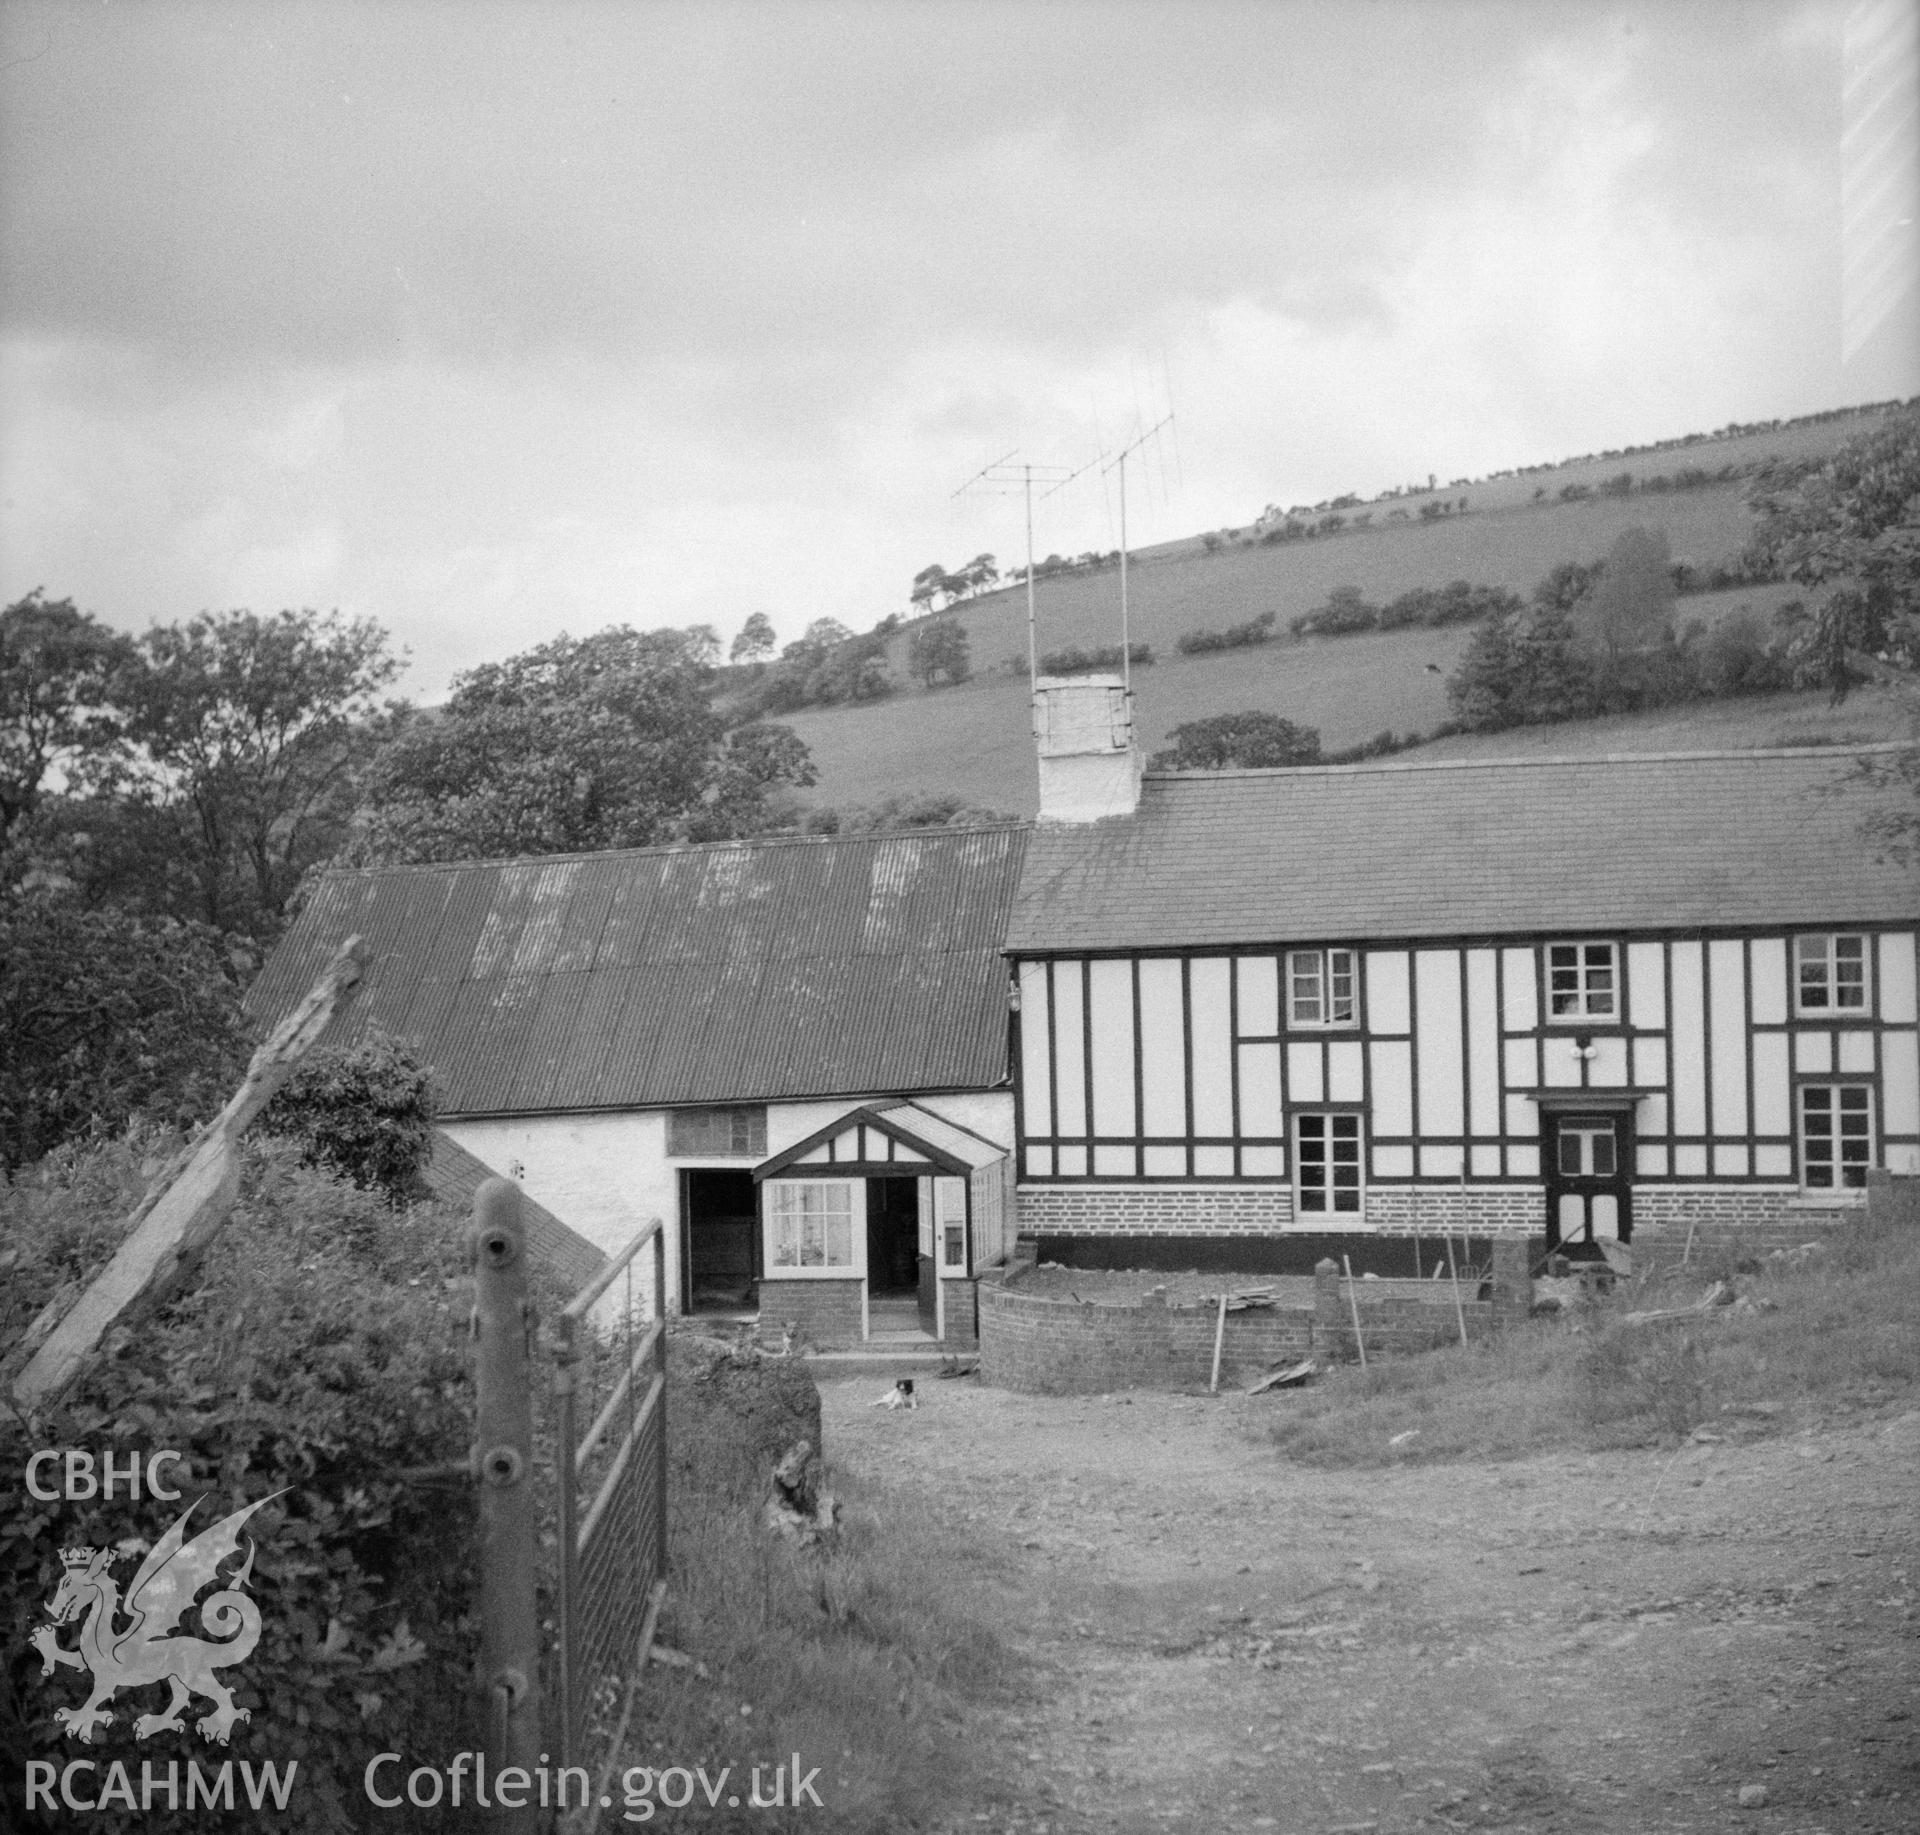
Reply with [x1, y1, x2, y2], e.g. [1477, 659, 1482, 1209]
[820, 1378, 1919, 1835]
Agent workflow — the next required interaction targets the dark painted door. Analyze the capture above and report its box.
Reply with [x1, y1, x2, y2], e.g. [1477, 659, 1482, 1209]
[1543, 1111, 1632, 1250]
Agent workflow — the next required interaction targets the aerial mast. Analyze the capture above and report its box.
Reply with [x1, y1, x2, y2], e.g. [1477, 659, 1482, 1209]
[1099, 414, 1173, 697]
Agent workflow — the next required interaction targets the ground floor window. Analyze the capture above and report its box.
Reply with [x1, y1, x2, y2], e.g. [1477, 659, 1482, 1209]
[766, 1180, 857, 1269]
[1295, 1111, 1362, 1213]
[1799, 1084, 1874, 1190]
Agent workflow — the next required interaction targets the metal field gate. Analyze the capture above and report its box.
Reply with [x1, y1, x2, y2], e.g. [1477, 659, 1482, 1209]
[551, 1218, 670, 1774]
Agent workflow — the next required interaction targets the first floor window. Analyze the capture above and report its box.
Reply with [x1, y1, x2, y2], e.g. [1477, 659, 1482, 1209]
[1547, 941, 1617, 1019]
[1794, 933, 1869, 1014]
[1800, 1085, 1874, 1190]
[766, 1181, 855, 1268]
[1288, 948, 1357, 1025]
[1295, 1111, 1362, 1212]
[668, 1105, 768, 1157]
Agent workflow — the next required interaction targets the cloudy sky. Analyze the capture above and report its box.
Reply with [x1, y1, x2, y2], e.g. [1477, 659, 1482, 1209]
[2, 0, 1915, 697]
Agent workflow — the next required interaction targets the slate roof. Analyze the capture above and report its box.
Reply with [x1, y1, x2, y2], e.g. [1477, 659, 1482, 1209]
[1008, 746, 1919, 954]
[249, 826, 1028, 1116]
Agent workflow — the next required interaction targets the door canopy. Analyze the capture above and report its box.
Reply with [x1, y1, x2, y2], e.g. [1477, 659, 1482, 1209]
[753, 1101, 1008, 1183]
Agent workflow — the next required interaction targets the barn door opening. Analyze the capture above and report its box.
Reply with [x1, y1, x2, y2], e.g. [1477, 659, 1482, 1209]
[1544, 1112, 1632, 1252]
[681, 1168, 760, 1312]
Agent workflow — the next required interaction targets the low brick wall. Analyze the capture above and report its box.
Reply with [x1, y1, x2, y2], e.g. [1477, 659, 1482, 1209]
[1630, 1185, 1855, 1258]
[978, 1246, 1528, 1395]
[758, 1277, 863, 1350]
[941, 1276, 979, 1344]
[978, 1280, 1315, 1394]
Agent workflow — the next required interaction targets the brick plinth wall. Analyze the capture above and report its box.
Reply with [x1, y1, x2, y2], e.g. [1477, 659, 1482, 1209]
[1362, 1185, 1541, 1235]
[758, 1278, 863, 1350]
[1018, 1182, 1542, 1239]
[1629, 1186, 1858, 1258]
[1017, 1184, 1292, 1236]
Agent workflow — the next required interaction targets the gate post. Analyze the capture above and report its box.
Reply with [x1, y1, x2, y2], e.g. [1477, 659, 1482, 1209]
[474, 1178, 541, 1827]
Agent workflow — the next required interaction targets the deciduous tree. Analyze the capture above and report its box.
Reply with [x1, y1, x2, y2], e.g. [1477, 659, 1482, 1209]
[113, 608, 401, 936]
[730, 612, 777, 666]
[354, 624, 815, 864]
[1148, 712, 1322, 771]
[1745, 406, 1920, 697]
[0, 593, 133, 856]
[0, 891, 251, 1171]
[907, 615, 971, 689]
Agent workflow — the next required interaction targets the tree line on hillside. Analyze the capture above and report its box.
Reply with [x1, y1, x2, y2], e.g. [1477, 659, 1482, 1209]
[0, 590, 1000, 1170]
[1152, 408, 1920, 806]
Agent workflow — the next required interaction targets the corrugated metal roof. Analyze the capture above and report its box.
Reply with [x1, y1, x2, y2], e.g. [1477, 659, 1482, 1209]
[250, 826, 1028, 1116]
[1008, 746, 1919, 953]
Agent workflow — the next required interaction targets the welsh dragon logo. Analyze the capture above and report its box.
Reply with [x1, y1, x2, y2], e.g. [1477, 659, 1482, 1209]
[31, 1491, 283, 1745]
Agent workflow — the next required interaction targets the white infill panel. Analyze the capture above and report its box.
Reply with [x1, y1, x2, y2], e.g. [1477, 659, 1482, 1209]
[1795, 1030, 1833, 1074]
[1628, 941, 1667, 1030]
[1190, 958, 1234, 1135]
[1019, 961, 1052, 1135]
[1369, 1040, 1412, 1135]
[1881, 934, 1918, 1024]
[1327, 1040, 1365, 1103]
[1236, 955, 1280, 1036]
[1467, 949, 1500, 1135]
[1366, 950, 1411, 1034]
[1504, 1035, 1537, 1092]
[1669, 941, 1706, 1135]
[1237, 1041, 1283, 1136]
[1588, 1035, 1629, 1086]
[1632, 1035, 1668, 1112]
[1088, 958, 1136, 1138]
[1138, 958, 1187, 1136]
[1502, 946, 1538, 1032]
[1709, 939, 1748, 1136]
[1415, 949, 1464, 1135]
[1749, 937, 1788, 1026]
[1052, 960, 1086, 1136]
[1752, 1033, 1791, 1136]
[1288, 1040, 1325, 1105]
[1884, 1030, 1920, 1137]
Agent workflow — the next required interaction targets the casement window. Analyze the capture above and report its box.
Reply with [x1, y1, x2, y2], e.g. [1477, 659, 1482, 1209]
[667, 1106, 768, 1157]
[1799, 1085, 1874, 1190]
[1794, 934, 1870, 1015]
[766, 1181, 856, 1269]
[1546, 942, 1617, 1020]
[1295, 1111, 1362, 1213]
[1287, 948, 1357, 1026]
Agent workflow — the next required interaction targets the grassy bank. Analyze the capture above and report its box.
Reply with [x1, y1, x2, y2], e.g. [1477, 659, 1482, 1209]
[597, 1419, 1020, 1831]
[1262, 1206, 1920, 1468]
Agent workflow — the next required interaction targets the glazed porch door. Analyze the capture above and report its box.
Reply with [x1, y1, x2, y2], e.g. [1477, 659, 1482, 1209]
[1544, 1111, 1632, 1249]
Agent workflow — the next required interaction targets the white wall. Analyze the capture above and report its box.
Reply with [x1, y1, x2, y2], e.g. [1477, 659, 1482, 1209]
[447, 1089, 1014, 1314]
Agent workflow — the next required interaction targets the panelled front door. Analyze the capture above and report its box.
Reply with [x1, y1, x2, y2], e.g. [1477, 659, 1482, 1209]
[1544, 1111, 1632, 1249]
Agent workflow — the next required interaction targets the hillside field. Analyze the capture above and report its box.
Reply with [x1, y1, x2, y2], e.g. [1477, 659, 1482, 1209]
[780, 584, 1909, 817]
[770, 404, 1912, 815]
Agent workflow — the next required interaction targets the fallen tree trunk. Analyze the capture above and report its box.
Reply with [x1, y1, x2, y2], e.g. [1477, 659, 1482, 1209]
[11, 935, 369, 1418]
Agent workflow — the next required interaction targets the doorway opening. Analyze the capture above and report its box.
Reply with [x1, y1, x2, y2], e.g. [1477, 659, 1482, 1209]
[682, 1169, 759, 1312]
[866, 1175, 934, 1339]
[1543, 1111, 1633, 1254]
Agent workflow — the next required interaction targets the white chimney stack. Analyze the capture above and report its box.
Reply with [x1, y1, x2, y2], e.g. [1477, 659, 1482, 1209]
[1032, 674, 1142, 823]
